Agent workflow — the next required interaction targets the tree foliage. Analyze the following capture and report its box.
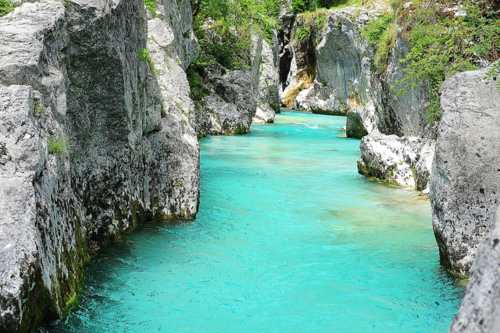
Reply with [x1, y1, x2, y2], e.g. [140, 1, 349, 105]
[393, 0, 500, 121]
[0, 0, 17, 17]
[191, 0, 283, 70]
[291, 0, 347, 13]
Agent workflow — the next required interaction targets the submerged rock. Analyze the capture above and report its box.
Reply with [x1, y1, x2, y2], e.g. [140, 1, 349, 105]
[449, 205, 500, 332]
[430, 62, 500, 275]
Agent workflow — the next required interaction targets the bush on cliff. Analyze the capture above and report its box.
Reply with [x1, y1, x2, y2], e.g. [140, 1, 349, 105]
[191, 0, 281, 71]
[397, 1, 499, 120]
[0, 0, 17, 17]
[363, 0, 500, 121]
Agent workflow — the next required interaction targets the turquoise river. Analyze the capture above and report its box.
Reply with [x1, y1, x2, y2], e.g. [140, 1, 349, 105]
[45, 111, 465, 332]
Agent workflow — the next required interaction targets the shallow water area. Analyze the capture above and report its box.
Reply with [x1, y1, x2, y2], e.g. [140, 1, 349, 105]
[44, 111, 465, 332]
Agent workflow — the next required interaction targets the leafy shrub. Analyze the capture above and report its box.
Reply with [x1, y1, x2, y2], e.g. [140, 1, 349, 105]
[395, 0, 500, 121]
[485, 62, 500, 90]
[48, 136, 70, 156]
[292, 0, 350, 13]
[191, 0, 282, 71]
[186, 66, 211, 106]
[143, 0, 157, 17]
[389, 0, 404, 10]
[34, 101, 46, 117]
[137, 47, 154, 72]
[0, 0, 17, 17]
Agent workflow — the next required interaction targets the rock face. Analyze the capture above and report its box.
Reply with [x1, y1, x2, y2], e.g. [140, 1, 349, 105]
[449, 205, 500, 333]
[195, 68, 258, 137]
[0, 0, 199, 330]
[251, 36, 280, 116]
[431, 63, 500, 275]
[358, 131, 417, 187]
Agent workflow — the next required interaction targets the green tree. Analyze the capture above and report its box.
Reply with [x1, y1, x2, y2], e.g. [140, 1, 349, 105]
[190, 0, 282, 70]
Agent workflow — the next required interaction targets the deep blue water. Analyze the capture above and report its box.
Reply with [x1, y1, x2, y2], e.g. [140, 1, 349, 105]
[45, 111, 465, 332]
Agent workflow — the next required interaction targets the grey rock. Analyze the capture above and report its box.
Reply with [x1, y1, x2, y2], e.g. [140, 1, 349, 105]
[156, 0, 199, 70]
[449, 205, 500, 333]
[371, 34, 431, 137]
[251, 36, 280, 114]
[147, 23, 200, 219]
[358, 131, 417, 187]
[430, 62, 500, 275]
[0, 0, 200, 330]
[346, 101, 377, 139]
[195, 70, 257, 137]
[252, 103, 276, 125]
[314, 12, 371, 114]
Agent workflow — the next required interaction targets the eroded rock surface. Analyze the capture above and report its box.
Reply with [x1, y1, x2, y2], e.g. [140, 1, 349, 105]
[0, 0, 199, 330]
[346, 101, 377, 139]
[195, 68, 258, 137]
[357, 131, 417, 187]
[431, 62, 500, 275]
[449, 205, 500, 333]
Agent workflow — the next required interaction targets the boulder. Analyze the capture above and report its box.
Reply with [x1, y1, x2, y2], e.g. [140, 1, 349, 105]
[346, 101, 377, 139]
[357, 131, 417, 187]
[430, 62, 500, 275]
[252, 103, 276, 125]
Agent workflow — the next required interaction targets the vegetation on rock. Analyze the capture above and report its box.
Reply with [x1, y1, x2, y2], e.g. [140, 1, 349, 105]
[48, 136, 70, 156]
[190, 0, 282, 71]
[395, 0, 499, 121]
[0, 0, 16, 17]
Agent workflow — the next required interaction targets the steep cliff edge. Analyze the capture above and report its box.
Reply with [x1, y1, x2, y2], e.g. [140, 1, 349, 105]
[0, 0, 199, 330]
[431, 62, 500, 275]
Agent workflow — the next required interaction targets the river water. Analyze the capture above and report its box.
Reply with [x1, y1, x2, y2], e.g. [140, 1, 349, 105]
[45, 111, 465, 332]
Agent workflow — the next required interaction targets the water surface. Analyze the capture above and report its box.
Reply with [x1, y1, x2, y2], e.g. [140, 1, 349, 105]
[45, 111, 464, 332]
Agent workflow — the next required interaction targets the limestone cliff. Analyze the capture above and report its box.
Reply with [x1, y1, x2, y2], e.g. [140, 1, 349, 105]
[431, 62, 500, 275]
[0, 0, 199, 331]
[449, 205, 500, 332]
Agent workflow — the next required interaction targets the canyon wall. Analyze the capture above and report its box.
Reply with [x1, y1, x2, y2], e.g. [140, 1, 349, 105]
[0, 0, 199, 330]
[431, 62, 500, 275]
[281, 5, 500, 282]
[279, 5, 435, 192]
[449, 205, 500, 333]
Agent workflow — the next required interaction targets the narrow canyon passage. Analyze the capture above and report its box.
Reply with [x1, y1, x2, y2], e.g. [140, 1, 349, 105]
[44, 111, 465, 332]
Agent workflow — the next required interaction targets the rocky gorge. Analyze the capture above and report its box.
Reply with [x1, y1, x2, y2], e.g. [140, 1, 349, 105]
[0, 0, 500, 331]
